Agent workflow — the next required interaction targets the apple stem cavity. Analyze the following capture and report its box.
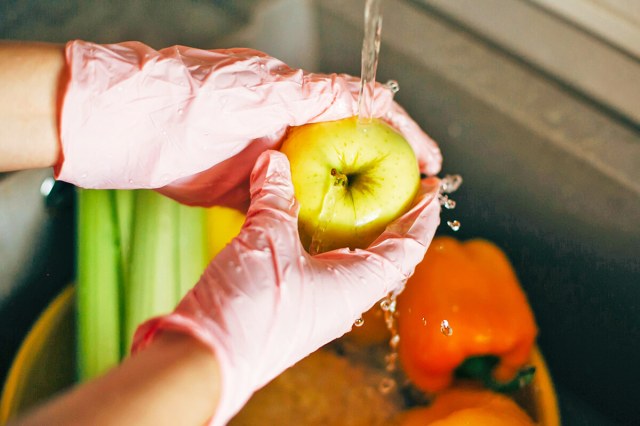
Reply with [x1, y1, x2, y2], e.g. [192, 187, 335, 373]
[331, 168, 348, 187]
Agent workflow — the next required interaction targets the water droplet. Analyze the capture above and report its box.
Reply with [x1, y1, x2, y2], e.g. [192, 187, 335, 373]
[421, 317, 427, 326]
[235, 266, 242, 273]
[440, 174, 463, 194]
[354, 317, 365, 327]
[39, 177, 55, 198]
[385, 79, 400, 93]
[447, 220, 461, 231]
[128, 179, 133, 184]
[440, 319, 453, 336]
[380, 299, 391, 311]
[385, 355, 399, 373]
[177, 108, 183, 115]
[378, 377, 396, 394]
[81, 173, 87, 179]
[389, 334, 400, 348]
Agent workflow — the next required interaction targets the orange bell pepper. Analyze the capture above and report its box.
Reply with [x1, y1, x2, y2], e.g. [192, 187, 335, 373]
[396, 387, 535, 425]
[344, 303, 390, 346]
[398, 236, 537, 393]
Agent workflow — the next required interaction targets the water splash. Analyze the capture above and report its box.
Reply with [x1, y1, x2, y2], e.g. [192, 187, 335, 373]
[440, 174, 463, 194]
[378, 376, 396, 394]
[380, 293, 400, 373]
[385, 79, 400, 94]
[440, 319, 453, 336]
[439, 174, 463, 231]
[447, 220, 461, 231]
[439, 195, 456, 210]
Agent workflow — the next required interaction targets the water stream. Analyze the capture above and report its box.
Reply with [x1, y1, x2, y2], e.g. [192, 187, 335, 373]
[309, 0, 385, 254]
[357, 0, 383, 124]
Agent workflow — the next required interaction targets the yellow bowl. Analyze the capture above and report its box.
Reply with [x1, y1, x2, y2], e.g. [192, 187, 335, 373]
[0, 286, 76, 424]
[519, 347, 561, 426]
[0, 285, 560, 425]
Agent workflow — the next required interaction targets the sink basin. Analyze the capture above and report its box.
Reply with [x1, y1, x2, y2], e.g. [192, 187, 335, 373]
[0, 171, 75, 388]
[1, 1, 638, 424]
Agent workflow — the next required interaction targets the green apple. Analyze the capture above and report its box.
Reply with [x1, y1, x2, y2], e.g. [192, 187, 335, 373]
[280, 116, 420, 254]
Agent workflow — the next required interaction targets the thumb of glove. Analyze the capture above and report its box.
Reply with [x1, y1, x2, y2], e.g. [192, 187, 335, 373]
[240, 150, 301, 246]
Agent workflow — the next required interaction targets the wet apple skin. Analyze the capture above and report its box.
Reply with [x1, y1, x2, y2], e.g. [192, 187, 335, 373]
[280, 117, 420, 253]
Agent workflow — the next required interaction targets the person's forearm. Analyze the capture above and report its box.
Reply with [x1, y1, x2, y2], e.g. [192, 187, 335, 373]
[0, 41, 65, 172]
[10, 332, 220, 426]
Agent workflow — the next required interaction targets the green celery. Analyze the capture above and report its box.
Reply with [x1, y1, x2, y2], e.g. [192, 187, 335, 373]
[76, 189, 122, 381]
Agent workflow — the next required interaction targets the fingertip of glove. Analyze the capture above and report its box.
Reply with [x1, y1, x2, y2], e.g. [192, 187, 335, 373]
[250, 150, 292, 190]
[248, 150, 296, 212]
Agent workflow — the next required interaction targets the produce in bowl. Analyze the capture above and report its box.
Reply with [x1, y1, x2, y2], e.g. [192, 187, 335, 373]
[397, 236, 538, 393]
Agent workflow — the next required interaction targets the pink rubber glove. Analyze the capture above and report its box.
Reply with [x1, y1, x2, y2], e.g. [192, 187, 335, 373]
[132, 150, 442, 425]
[56, 40, 441, 208]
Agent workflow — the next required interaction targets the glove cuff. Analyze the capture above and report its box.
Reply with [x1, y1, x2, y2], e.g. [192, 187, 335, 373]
[132, 312, 248, 426]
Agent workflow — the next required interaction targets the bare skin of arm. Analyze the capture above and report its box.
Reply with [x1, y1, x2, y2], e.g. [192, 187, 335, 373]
[9, 332, 220, 426]
[0, 41, 64, 172]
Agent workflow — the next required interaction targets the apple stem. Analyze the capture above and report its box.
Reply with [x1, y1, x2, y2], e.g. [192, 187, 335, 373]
[331, 168, 348, 187]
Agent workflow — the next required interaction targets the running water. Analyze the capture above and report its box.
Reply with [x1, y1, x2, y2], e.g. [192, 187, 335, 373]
[351, 0, 466, 398]
[358, 0, 383, 124]
[309, 0, 382, 252]
[355, 0, 405, 390]
[310, 0, 385, 253]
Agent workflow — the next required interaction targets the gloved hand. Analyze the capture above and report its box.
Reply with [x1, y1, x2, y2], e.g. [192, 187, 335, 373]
[56, 40, 441, 208]
[132, 150, 442, 426]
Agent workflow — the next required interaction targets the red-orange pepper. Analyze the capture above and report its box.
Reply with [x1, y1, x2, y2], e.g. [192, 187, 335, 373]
[398, 236, 537, 393]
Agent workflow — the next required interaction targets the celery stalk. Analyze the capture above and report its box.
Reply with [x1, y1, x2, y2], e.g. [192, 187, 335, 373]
[124, 190, 181, 349]
[76, 189, 122, 381]
[115, 190, 134, 274]
[176, 204, 208, 298]
[114, 190, 134, 358]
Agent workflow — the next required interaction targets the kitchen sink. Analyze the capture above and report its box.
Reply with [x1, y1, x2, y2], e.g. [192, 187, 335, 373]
[1, 1, 638, 424]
